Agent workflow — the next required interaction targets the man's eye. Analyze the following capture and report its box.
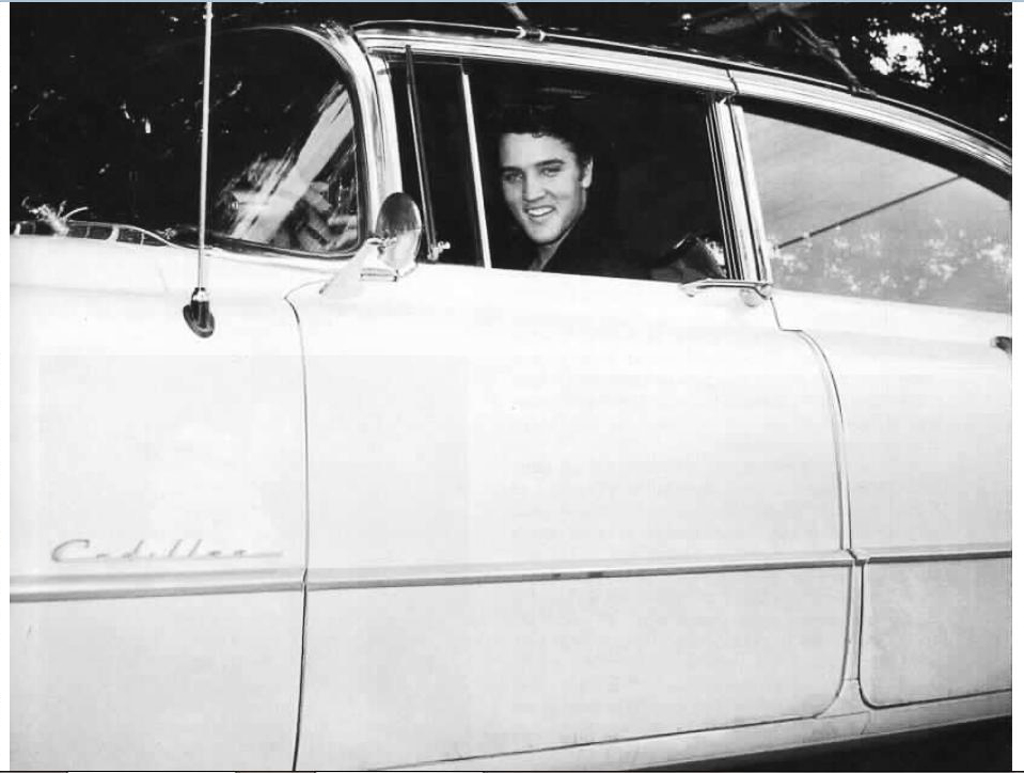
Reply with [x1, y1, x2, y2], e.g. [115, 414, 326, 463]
[502, 171, 523, 184]
[540, 166, 562, 177]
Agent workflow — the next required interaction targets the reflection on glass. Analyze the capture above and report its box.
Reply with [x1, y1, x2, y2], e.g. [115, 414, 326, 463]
[213, 84, 359, 253]
[746, 111, 1010, 313]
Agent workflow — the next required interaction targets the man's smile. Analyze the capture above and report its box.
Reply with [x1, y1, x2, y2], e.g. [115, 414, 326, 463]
[525, 205, 556, 221]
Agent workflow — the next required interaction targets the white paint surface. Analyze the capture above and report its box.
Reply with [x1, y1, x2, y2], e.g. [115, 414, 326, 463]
[294, 263, 848, 766]
[11, 238, 309, 577]
[11, 238, 311, 768]
[296, 264, 842, 568]
[860, 559, 1011, 706]
[299, 568, 849, 769]
[772, 291, 1011, 549]
[11, 592, 303, 770]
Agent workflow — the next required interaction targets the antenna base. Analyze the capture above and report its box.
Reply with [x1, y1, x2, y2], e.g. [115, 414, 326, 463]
[183, 288, 215, 338]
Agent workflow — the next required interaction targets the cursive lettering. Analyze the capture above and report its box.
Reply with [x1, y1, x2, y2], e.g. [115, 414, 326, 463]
[51, 538, 283, 563]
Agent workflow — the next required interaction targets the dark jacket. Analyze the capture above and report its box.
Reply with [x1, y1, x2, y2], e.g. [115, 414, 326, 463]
[494, 207, 649, 280]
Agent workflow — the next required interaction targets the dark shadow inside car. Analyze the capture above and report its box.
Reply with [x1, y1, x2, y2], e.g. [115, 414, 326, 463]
[392, 57, 728, 281]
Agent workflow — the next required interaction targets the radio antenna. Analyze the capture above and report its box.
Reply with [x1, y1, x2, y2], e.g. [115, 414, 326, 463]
[183, 0, 216, 337]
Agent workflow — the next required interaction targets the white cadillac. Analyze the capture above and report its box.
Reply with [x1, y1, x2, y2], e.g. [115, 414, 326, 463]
[11, 12, 1010, 771]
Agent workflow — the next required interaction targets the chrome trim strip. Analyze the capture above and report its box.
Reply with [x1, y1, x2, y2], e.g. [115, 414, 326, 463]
[352, 26, 1006, 166]
[728, 102, 773, 284]
[11, 568, 305, 603]
[852, 544, 1011, 564]
[356, 31, 736, 94]
[730, 71, 1011, 174]
[705, 98, 742, 279]
[461, 67, 492, 269]
[366, 53, 405, 196]
[307, 551, 851, 591]
[403, 44, 440, 259]
[792, 332, 852, 551]
[713, 100, 758, 281]
[354, 24, 1007, 150]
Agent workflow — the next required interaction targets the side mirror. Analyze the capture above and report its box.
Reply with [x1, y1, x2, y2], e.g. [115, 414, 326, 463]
[373, 191, 424, 276]
[321, 193, 424, 297]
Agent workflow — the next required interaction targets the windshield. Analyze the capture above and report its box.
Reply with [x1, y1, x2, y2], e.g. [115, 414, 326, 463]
[14, 28, 362, 255]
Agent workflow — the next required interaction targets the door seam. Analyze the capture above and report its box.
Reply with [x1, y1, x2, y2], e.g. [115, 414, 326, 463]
[285, 293, 313, 770]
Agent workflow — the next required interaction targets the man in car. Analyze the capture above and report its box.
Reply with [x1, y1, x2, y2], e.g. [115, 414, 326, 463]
[495, 102, 647, 279]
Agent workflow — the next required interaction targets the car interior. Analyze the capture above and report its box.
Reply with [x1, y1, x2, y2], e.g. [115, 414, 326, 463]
[393, 57, 728, 281]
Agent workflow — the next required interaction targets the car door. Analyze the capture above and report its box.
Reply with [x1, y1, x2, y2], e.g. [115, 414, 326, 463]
[294, 40, 851, 769]
[733, 78, 1011, 708]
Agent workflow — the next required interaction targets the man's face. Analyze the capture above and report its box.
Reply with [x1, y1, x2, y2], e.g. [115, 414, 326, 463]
[499, 133, 593, 247]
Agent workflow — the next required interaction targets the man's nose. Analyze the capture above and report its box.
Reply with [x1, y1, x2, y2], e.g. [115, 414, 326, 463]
[522, 172, 543, 202]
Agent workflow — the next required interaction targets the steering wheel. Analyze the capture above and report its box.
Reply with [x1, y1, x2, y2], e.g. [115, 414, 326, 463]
[650, 233, 727, 283]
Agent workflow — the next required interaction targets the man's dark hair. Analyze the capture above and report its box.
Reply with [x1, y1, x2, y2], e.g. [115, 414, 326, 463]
[496, 100, 595, 167]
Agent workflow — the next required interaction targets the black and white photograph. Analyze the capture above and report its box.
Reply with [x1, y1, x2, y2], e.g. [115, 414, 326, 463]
[7, 3, 1013, 770]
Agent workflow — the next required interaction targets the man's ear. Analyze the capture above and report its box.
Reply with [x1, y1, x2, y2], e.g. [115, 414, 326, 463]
[581, 158, 594, 189]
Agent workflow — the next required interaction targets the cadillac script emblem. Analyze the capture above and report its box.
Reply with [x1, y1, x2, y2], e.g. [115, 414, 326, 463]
[51, 538, 283, 563]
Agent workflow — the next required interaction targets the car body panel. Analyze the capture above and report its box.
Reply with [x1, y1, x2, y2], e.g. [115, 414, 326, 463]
[298, 569, 849, 769]
[10, 236, 313, 769]
[859, 558, 1011, 706]
[768, 291, 1010, 707]
[290, 263, 849, 767]
[11, 592, 303, 770]
[770, 292, 1010, 549]
[399, 691, 1011, 771]
[293, 265, 844, 565]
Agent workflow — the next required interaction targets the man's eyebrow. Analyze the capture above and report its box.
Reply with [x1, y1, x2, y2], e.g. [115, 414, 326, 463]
[499, 158, 567, 174]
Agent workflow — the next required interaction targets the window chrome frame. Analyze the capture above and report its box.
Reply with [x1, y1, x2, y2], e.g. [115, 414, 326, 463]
[356, 27, 1011, 289]
[708, 97, 758, 281]
[355, 28, 736, 93]
[365, 53, 405, 200]
[728, 102, 773, 285]
[730, 70, 1011, 175]
[460, 64, 493, 269]
[358, 27, 756, 280]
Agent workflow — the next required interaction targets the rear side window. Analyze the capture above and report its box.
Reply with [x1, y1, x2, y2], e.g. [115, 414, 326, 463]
[742, 103, 1010, 313]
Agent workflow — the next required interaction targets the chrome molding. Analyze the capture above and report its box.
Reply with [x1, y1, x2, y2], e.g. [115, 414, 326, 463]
[728, 102, 773, 284]
[306, 550, 851, 591]
[791, 331, 852, 551]
[706, 98, 740, 279]
[852, 543, 1011, 565]
[11, 567, 305, 603]
[366, 52, 405, 196]
[461, 67, 492, 269]
[730, 71, 1011, 174]
[356, 30, 736, 94]
[13, 550, 862, 601]
[714, 100, 758, 281]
